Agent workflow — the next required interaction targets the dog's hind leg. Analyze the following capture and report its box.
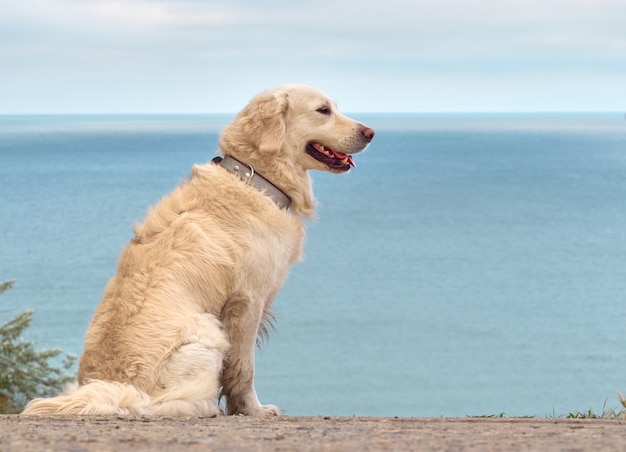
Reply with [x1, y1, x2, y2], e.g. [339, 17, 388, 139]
[151, 315, 229, 416]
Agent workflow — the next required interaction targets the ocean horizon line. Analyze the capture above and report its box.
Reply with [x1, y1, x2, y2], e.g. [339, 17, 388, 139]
[1, 110, 625, 117]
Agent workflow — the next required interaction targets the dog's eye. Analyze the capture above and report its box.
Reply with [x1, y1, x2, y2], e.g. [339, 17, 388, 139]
[316, 106, 331, 115]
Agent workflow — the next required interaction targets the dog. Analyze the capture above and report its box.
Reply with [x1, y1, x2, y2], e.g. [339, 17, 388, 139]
[22, 85, 374, 416]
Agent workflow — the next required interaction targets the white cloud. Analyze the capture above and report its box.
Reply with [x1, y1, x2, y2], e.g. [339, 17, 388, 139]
[13, 0, 232, 28]
[1, 0, 625, 112]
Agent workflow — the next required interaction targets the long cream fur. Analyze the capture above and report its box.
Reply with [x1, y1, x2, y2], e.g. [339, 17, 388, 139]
[22, 85, 374, 416]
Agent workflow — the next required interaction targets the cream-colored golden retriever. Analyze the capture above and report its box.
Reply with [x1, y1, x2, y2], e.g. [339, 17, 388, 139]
[22, 85, 374, 416]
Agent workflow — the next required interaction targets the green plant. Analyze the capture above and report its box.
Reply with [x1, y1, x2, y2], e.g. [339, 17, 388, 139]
[565, 408, 601, 419]
[561, 399, 626, 420]
[0, 280, 76, 413]
[467, 412, 507, 418]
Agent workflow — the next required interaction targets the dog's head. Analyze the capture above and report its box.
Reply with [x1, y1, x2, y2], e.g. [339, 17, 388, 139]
[219, 85, 374, 175]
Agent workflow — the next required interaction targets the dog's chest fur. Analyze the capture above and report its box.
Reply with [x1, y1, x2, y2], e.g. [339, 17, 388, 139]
[190, 163, 305, 295]
[138, 162, 306, 315]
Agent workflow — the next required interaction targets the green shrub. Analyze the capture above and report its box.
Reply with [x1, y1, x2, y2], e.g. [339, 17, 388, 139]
[0, 280, 76, 413]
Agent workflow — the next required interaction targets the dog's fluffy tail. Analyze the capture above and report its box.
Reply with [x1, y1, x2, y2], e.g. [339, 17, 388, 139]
[22, 380, 152, 415]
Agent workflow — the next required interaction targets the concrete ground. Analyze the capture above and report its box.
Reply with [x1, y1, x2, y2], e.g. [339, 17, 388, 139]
[1, 415, 624, 451]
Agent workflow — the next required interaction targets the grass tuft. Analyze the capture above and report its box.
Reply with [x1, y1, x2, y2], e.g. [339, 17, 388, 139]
[469, 393, 626, 420]
[560, 397, 626, 420]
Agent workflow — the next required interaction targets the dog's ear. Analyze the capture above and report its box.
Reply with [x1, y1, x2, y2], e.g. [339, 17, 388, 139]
[239, 91, 288, 155]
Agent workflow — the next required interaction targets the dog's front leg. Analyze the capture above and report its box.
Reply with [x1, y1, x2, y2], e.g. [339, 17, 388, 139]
[220, 295, 280, 416]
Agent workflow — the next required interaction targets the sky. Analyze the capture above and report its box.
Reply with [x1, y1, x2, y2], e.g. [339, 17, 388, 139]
[1, 0, 625, 113]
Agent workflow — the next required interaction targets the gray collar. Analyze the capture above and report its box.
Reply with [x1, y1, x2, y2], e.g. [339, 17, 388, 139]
[212, 155, 292, 210]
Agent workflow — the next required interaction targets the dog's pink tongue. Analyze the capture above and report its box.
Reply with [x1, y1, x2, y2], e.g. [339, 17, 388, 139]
[333, 150, 356, 167]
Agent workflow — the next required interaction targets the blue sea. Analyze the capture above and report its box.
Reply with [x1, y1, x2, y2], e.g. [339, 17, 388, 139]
[1, 113, 626, 418]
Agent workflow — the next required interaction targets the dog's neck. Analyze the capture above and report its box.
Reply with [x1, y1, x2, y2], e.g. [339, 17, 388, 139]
[212, 155, 292, 210]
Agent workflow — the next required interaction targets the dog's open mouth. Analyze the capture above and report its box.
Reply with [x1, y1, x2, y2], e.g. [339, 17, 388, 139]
[306, 143, 355, 171]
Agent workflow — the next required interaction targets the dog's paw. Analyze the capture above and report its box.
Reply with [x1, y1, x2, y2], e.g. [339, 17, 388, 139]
[238, 404, 282, 417]
[259, 404, 282, 416]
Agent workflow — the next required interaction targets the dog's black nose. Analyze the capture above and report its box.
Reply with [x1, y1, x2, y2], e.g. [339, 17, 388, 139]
[362, 127, 375, 142]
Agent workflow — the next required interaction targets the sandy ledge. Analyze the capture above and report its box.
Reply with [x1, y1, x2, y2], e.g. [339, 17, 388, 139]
[1, 415, 624, 451]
